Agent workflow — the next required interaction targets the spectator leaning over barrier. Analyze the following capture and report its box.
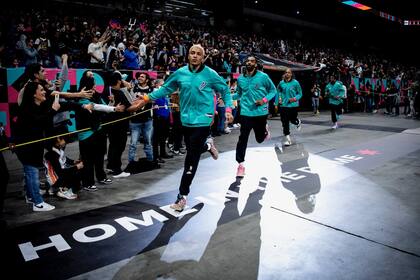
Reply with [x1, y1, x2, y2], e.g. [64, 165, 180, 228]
[13, 82, 93, 211]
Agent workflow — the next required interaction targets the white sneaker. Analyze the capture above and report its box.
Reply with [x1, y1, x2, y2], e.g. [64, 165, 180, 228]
[33, 202, 55, 212]
[332, 123, 338, 129]
[66, 188, 78, 199]
[224, 127, 231, 134]
[283, 135, 292, 146]
[57, 189, 77, 200]
[113, 172, 131, 178]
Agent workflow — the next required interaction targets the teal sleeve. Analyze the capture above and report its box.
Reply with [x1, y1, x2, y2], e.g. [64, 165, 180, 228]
[275, 83, 282, 104]
[264, 76, 277, 102]
[149, 72, 179, 100]
[295, 81, 303, 101]
[232, 85, 242, 100]
[213, 74, 233, 108]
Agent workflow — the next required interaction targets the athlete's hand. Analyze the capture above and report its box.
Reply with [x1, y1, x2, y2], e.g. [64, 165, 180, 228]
[255, 99, 265, 106]
[134, 97, 147, 109]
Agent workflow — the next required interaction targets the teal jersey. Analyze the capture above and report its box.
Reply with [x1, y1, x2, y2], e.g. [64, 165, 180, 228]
[277, 79, 302, 108]
[326, 81, 345, 105]
[233, 70, 277, 117]
[150, 65, 233, 127]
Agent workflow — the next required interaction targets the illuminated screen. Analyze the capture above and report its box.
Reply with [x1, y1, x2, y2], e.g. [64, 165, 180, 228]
[342, 1, 372, 11]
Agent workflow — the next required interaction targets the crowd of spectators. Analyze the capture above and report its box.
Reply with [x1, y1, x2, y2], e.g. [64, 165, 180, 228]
[1, 6, 419, 119]
[1, 8, 418, 84]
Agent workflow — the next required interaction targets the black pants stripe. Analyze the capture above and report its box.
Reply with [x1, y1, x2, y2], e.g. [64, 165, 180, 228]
[179, 126, 211, 196]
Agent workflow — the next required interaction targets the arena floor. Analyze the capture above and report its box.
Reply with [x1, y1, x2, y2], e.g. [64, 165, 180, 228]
[2, 111, 420, 280]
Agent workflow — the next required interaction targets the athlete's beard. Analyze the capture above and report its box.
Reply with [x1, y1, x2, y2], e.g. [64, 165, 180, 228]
[246, 64, 256, 73]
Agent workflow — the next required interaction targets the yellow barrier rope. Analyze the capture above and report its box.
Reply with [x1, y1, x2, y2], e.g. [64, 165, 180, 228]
[0, 105, 175, 152]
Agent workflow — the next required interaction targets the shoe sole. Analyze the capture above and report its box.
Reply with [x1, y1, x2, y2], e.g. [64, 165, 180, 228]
[33, 208, 55, 212]
[57, 194, 77, 200]
[33, 206, 55, 211]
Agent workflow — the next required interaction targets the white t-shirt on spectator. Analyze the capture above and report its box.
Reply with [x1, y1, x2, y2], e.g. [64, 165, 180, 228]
[342, 84, 347, 99]
[356, 66, 363, 78]
[88, 41, 104, 63]
[139, 42, 147, 58]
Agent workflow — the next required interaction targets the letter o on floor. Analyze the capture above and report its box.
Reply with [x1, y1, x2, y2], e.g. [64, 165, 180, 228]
[73, 224, 117, 243]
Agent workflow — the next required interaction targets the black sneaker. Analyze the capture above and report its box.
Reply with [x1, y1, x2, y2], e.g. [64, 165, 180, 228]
[98, 178, 113, 185]
[171, 149, 186, 156]
[83, 185, 98, 192]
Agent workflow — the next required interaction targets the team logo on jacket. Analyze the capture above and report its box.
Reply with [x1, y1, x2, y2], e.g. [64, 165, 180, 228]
[254, 83, 259, 90]
[199, 81, 207, 90]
